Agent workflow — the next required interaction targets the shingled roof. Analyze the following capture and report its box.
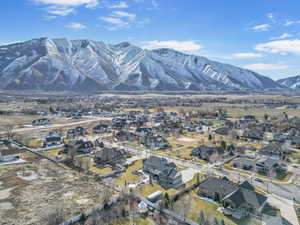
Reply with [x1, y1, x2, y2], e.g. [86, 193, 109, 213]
[223, 187, 267, 209]
[198, 177, 239, 197]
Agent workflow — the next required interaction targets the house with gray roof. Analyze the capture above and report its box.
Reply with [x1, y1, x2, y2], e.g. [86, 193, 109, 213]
[143, 156, 182, 188]
[198, 177, 267, 217]
[232, 158, 255, 171]
[255, 157, 287, 178]
[259, 143, 290, 160]
[140, 135, 170, 150]
[94, 147, 128, 166]
[191, 145, 224, 162]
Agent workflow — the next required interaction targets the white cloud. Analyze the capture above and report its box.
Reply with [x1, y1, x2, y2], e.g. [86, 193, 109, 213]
[271, 33, 292, 40]
[35, 0, 97, 18]
[285, 20, 300, 26]
[151, 0, 158, 8]
[112, 11, 136, 21]
[34, 0, 98, 8]
[244, 63, 288, 71]
[47, 6, 75, 16]
[100, 16, 129, 30]
[108, 1, 129, 9]
[255, 39, 300, 55]
[146, 0, 159, 10]
[67, 22, 86, 29]
[249, 24, 270, 32]
[230, 53, 263, 59]
[143, 40, 203, 52]
[266, 12, 276, 23]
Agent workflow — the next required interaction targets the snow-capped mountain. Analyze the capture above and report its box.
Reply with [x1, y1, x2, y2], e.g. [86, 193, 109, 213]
[277, 75, 300, 90]
[0, 37, 281, 91]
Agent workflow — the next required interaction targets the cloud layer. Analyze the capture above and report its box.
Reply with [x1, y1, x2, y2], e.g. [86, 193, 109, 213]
[245, 63, 288, 71]
[256, 39, 300, 55]
[143, 40, 203, 51]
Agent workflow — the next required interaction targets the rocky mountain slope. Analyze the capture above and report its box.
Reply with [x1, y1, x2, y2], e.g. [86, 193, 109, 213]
[277, 75, 300, 90]
[0, 38, 282, 92]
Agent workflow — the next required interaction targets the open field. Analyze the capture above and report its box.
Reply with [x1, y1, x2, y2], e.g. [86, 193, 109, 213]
[124, 101, 300, 119]
[0, 152, 114, 225]
[111, 218, 154, 225]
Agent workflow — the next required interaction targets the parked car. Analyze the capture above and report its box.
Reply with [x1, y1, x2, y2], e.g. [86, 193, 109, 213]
[254, 177, 264, 183]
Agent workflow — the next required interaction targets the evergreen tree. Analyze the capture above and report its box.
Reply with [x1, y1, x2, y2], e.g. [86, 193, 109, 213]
[199, 210, 206, 225]
[213, 217, 219, 225]
[220, 219, 226, 225]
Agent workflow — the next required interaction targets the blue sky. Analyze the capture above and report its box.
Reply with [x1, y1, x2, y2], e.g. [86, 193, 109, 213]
[1, 0, 300, 80]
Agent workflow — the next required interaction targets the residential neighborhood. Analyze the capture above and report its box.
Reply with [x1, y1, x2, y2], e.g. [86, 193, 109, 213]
[0, 94, 300, 225]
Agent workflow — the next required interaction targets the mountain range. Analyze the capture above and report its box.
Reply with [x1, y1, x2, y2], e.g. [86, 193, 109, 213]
[0, 37, 296, 92]
[277, 75, 300, 90]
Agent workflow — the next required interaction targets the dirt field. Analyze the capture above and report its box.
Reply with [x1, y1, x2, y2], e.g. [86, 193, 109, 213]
[0, 152, 114, 225]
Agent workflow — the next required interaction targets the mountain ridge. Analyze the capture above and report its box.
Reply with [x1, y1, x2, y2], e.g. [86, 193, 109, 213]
[0, 37, 283, 92]
[277, 75, 300, 90]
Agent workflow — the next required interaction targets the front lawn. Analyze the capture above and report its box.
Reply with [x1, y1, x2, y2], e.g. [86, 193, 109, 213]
[114, 159, 143, 185]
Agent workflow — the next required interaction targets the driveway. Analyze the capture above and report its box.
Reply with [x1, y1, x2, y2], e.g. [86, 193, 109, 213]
[181, 168, 199, 184]
[267, 194, 299, 225]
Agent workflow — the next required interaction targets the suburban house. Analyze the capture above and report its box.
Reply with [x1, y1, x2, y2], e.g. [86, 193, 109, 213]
[112, 118, 128, 130]
[259, 143, 290, 159]
[264, 132, 290, 143]
[94, 147, 128, 166]
[63, 140, 94, 154]
[43, 131, 63, 147]
[255, 157, 287, 178]
[143, 156, 182, 188]
[232, 158, 255, 171]
[198, 177, 267, 218]
[67, 126, 87, 139]
[239, 115, 256, 123]
[140, 135, 170, 150]
[191, 145, 224, 162]
[0, 145, 22, 162]
[115, 130, 138, 142]
[214, 127, 231, 136]
[135, 127, 153, 137]
[32, 118, 51, 126]
[243, 128, 264, 140]
[93, 124, 110, 134]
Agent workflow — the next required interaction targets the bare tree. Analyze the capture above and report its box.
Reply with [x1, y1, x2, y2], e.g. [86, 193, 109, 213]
[174, 193, 192, 222]
[68, 144, 77, 162]
[0, 125, 15, 140]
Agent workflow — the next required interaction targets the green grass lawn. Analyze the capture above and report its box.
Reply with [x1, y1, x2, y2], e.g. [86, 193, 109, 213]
[114, 159, 143, 185]
[181, 190, 237, 225]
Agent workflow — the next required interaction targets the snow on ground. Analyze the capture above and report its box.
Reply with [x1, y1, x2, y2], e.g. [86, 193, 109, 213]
[17, 170, 38, 181]
[178, 137, 195, 142]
